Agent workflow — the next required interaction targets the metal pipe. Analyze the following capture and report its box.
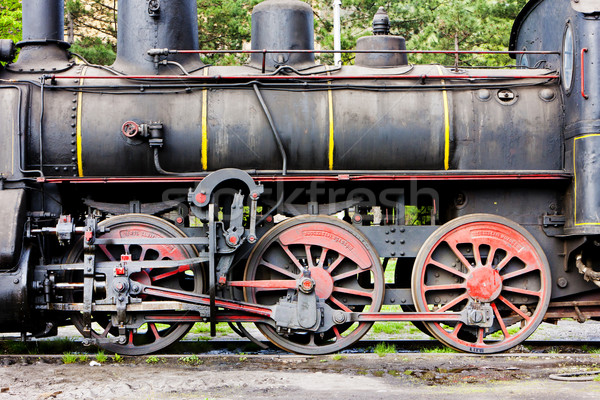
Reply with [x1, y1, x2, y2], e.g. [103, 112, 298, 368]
[252, 84, 288, 175]
[21, 0, 64, 42]
[333, 0, 342, 66]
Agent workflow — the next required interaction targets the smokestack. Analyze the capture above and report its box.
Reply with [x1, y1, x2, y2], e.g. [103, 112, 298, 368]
[112, 0, 203, 74]
[11, 0, 71, 73]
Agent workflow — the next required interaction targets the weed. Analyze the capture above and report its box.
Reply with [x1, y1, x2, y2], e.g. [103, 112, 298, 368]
[319, 359, 328, 363]
[78, 354, 89, 362]
[372, 371, 385, 377]
[594, 374, 600, 382]
[146, 355, 160, 364]
[374, 342, 396, 357]
[114, 353, 123, 363]
[179, 355, 203, 366]
[95, 351, 108, 363]
[332, 354, 346, 361]
[403, 370, 414, 375]
[422, 347, 457, 353]
[62, 352, 78, 364]
[388, 370, 400, 376]
[239, 356, 248, 362]
[582, 345, 600, 354]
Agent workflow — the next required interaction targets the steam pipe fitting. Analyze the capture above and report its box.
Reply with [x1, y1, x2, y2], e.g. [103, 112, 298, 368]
[575, 254, 600, 288]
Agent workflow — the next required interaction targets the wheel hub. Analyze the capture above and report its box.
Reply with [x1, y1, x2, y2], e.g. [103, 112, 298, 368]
[466, 266, 502, 302]
[310, 267, 334, 299]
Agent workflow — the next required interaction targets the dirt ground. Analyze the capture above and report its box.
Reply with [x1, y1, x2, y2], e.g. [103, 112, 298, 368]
[1, 353, 600, 400]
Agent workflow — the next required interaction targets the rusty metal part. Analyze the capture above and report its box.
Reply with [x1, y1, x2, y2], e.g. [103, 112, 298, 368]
[575, 254, 600, 288]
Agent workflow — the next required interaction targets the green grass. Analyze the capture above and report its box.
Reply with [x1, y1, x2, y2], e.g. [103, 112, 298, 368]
[188, 323, 235, 335]
[62, 352, 78, 364]
[178, 354, 203, 365]
[374, 342, 396, 356]
[146, 355, 161, 364]
[594, 374, 600, 382]
[582, 345, 600, 354]
[332, 354, 346, 361]
[114, 353, 124, 363]
[422, 346, 457, 353]
[95, 351, 108, 363]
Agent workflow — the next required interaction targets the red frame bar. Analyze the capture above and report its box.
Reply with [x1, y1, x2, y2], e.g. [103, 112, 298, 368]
[48, 74, 559, 81]
[173, 49, 559, 56]
[581, 48, 589, 99]
[37, 172, 571, 184]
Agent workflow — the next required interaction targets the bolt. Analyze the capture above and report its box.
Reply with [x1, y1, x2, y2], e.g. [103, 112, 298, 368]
[390, 228, 396, 233]
[390, 240, 396, 245]
[118, 295, 124, 302]
[401, 298, 406, 303]
[400, 240, 405, 244]
[391, 252, 396, 256]
[400, 227, 405, 233]
[390, 298, 395, 303]
[13, 278, 19, 284]
[400, 251, 405, 256]
[557, 277, 568, 288]
[434, 297, 441, 303]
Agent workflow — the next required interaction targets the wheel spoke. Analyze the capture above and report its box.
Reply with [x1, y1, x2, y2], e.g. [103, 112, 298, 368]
[305, 245, 314, 268]
[485, 247, 497, 268]
[332, 286, 373, 298]
[448, 242, 474, 273]
[316, 247, 329, 269]
[501, 286, 541, 298]
[149, 323, 161, 340]
[260, 259, 299, 279]
[423, 283, 466, 292]
[332, 326, 342, 340]
[449, 322, 464, 339]
[98, 245, 117, 261]
[476, 328, 485, 344]
[495, 253, 514, 272]
[278, 241, 305, 271]
[473, 243, 483, 268]
[428, 259, 467, 279]
[327, 254, 345, 274]
[101, 321, 113, 338]
[501, 265, 539, 281]
[491, 302, 510, 339]
[329, 295, 352, 312]
[497, 295, 531, 321]
[332, 267, 363, 282]
[438, 293, 469, 312]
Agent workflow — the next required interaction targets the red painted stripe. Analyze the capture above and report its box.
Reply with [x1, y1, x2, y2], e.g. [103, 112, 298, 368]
[38, 172, 571, 184]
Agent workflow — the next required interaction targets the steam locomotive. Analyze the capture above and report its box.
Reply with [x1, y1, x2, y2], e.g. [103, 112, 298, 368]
[0, 0, 598, 355]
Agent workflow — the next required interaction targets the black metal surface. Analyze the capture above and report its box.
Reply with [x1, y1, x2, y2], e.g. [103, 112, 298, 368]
[0, 189, 26, 270]
[250, 0, 316, 70]
[112, 0, 203, 74]
[20, 0, 65, 43]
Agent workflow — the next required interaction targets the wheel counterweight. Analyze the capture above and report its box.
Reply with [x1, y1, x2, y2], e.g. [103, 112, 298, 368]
[411, 214, 551, 353]
[244, 215, 385, 354]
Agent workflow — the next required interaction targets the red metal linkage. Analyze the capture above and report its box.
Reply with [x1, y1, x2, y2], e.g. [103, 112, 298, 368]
[49, 74, 559, 81]
[581, 48, 589, 99]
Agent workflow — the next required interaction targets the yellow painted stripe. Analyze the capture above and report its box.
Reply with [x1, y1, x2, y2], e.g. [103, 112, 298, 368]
[201, 68, 209, 170]
[327, 67, 335, 170]
[76, 66, 88, 177]
[573, 134, 600, 225]
[436, 65, 451, 170]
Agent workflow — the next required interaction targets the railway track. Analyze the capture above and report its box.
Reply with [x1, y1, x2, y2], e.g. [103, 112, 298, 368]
[2, 338, 600, 356]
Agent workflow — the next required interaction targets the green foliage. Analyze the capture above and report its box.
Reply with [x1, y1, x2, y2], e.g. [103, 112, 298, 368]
[179, 354, 204, 365]
[312, 0, 528, 67]
[0, 0, 22, 42]
[114, 353, 123, 363]
[422, 346, 457, 353]
[71, 37, 116, 65]
[95, 351, 108, 363]
[62, 352, 79, 364]
[197, 0, 260, 65]
[145, 355, 161, 364]
[374, 342, 396, 356]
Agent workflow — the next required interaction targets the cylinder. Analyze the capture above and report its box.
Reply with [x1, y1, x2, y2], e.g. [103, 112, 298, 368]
[21, 0, 64, 43]
[112, 0, 203, 74]
[250, 0, 315, 70]
[355, 36, 408, 67]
